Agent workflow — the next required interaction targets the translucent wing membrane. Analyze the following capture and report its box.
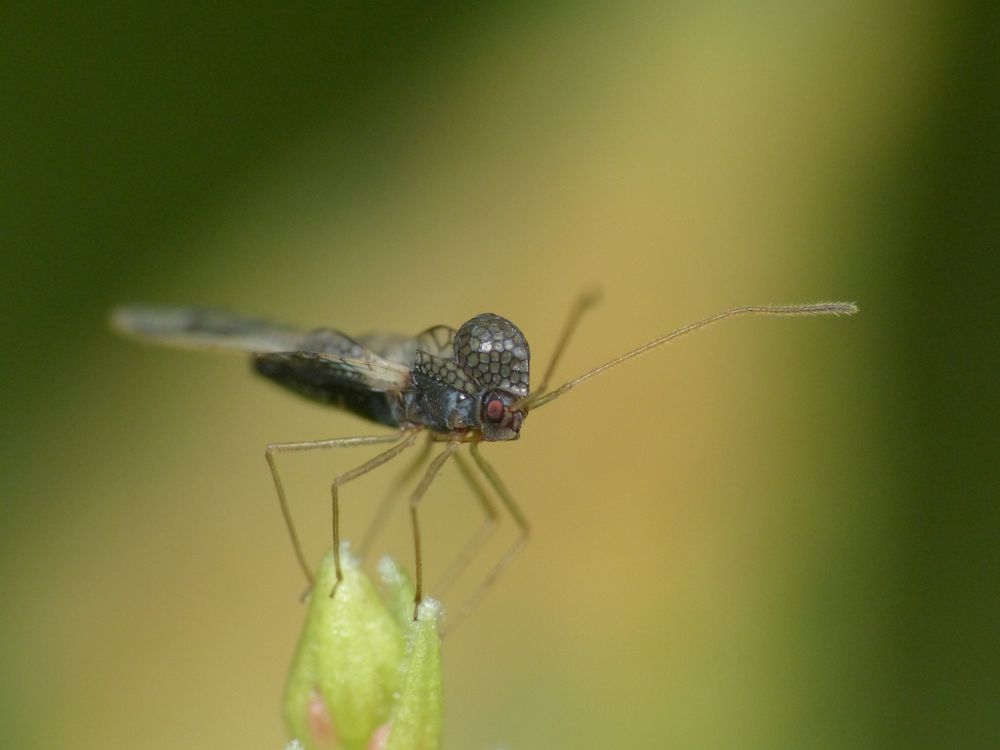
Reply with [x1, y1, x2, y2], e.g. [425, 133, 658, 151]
[112, 305, 309, 353]
[113, 305, 411, 391]
[415, 325, 457, 358]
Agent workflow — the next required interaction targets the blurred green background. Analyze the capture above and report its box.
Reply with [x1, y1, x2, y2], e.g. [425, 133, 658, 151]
[2, 3, 997, 749]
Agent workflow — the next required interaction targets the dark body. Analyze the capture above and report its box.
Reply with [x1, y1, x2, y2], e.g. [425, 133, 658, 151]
[111, 306, 532, 442]
[251, 332, 482, 435]
[250, 330, 414, 428]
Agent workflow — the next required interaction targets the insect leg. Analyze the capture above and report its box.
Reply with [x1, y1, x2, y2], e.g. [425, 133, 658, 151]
[444, 442, 530, 633]
[329, 430, 420, 596]
[265, 430, 417, 590]
[431, 449, 499, 597]
[357, 433, 434, 560]
[408, 441, 460, 618]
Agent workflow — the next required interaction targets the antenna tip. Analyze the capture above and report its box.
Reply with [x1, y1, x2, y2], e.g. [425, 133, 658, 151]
[830, 301, 860, 315]
[783, 301, 859, 316]
[579, 287, 603, 308]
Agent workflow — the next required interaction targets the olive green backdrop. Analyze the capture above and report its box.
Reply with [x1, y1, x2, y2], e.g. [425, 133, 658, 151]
[2, 3, 996, 749]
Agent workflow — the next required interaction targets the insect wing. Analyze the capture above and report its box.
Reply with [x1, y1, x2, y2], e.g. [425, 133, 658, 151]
[111, 305, 308, 354]
[255, 350, 411, 392]
[415, 324, 457, 358]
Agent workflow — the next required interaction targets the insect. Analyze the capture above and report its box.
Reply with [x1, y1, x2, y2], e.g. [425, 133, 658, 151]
[113, 295, 857, 623]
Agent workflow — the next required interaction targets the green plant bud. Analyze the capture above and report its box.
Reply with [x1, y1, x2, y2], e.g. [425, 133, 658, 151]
[376, 556, 416, 630]
[383, 599, 444, 750]
[284, 548, 444, 750]
[284, 548, 403, 749]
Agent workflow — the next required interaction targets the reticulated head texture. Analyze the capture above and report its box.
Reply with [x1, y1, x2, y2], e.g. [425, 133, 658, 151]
[453, 314, 530, 399]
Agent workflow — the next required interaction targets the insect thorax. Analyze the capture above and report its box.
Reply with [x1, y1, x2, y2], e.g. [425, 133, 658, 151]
[398, 371, 479, 435]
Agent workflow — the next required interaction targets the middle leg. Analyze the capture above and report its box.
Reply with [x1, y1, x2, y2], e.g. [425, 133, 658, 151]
[328, 429, 420, 595]
[357, 433, 434, 560]
[408, 440, 460, 618]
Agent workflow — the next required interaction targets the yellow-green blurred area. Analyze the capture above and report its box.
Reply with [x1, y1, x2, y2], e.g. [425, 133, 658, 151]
[2, 2, 996, 748]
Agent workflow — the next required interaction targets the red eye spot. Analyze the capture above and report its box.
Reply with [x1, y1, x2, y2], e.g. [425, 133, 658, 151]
[485, 398, 505, 422]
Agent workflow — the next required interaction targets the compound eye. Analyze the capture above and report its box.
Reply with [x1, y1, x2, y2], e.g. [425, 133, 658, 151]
[484, 396, 505, 423]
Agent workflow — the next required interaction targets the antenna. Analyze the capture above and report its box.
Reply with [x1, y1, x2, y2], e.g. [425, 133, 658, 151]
[521, 302, 858, 411]
[534, 288, 601, 396]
